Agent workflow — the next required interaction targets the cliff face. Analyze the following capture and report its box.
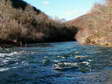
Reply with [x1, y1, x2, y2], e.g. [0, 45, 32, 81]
[0, 0, 77, 46]
[69, 0, 112, 47]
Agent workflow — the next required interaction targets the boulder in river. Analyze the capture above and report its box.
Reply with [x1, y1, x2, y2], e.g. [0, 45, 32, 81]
[53, 62, 78, 70]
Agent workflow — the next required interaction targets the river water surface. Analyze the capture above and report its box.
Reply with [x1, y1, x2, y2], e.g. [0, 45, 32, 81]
[0, 42, 112, 84]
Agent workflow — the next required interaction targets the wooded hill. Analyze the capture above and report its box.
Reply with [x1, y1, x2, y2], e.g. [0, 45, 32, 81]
[68, 0, 112, 47]
[0, 0, 77, 47]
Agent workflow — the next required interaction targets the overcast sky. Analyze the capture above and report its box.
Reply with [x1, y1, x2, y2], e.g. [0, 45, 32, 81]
[24, 0, 104, 20]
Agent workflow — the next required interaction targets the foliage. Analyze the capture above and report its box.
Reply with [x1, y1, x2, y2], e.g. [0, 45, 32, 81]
[68, 0, 112, 46]
[0, 0, 77, 46]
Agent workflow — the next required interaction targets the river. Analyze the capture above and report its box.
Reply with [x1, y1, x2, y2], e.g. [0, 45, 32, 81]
[0, 41, 112, 84]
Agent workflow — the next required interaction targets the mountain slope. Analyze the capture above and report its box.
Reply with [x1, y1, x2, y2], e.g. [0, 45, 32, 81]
[68, 0, 112, 47]
[0, 0, 77, 46]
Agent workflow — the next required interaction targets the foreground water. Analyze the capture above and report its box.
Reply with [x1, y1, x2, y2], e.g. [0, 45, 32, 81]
[0, 42, 112, 84]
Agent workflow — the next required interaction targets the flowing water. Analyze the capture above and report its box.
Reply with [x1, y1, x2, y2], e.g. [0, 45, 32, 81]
[0, 41, 112, 84]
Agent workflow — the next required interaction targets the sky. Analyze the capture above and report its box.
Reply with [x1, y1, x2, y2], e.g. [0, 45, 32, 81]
[24, 0, 104, 21]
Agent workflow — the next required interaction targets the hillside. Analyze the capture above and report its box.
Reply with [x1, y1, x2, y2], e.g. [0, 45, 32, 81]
[68, 0, 112, 47]
[0, 0, 77, 47]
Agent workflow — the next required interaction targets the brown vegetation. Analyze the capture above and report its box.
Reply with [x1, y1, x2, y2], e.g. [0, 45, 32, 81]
[0, 0, 77, 47]
[68, 0, 112, 47]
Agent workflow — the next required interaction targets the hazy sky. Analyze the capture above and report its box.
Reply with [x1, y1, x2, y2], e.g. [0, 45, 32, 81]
[24, 0, 104, 20]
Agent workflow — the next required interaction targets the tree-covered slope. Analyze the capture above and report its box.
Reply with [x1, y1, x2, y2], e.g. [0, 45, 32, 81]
[0, 0, 77, 46]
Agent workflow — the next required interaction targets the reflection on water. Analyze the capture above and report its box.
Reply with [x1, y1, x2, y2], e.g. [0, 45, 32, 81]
[0, 42, 112, 84]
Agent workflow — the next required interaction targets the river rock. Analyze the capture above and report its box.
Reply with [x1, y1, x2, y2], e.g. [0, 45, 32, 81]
[53, 62, 78, 70]
[75, 55, 88, 62]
